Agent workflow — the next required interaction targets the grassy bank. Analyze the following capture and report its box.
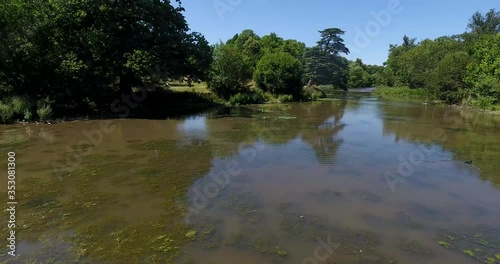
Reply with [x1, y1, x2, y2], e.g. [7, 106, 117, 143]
[373, 86, 432, 102]
[374, 86, 500, 111]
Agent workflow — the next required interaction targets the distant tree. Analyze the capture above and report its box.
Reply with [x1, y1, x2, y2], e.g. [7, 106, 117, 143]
[254, 52, 303, 96]
[465, 34, 500, 102]
[468, 9, 500, 35]
[226, 29, 262, 79]
[429, 51, 472, 103]
[317, 28, 350, 55]
[348, 59, 374, 88]
[260, 33, 285, 54]
[303, 28, 350, 90]
[183, 32, 213, 85]
[207, 44, 248, 99]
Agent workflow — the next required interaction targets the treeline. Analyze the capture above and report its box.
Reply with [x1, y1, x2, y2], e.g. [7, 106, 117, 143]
[376, 9, 500, 109]
[0, 0, 213, 122]
[0, 0, 384, 123]
[207, 29, 383, 104]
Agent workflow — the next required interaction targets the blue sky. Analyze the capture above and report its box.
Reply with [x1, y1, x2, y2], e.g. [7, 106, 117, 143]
[181, 0, 498, 65]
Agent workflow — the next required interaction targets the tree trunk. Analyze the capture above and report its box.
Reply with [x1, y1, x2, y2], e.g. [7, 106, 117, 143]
[306, 79, 315, 88]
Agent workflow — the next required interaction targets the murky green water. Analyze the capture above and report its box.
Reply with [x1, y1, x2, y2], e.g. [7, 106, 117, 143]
[1, 91, 500, 264]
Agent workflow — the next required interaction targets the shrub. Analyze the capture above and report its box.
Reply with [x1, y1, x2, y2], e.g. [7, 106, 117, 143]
[374, 86, 430, 101]
[36, 101, 53, 121]
[277, 94, 293, 103]
[8, 96, 32, 120]
[0, 102, 14, 123]
[316, 85, 337, 94]
[471, 96, 497, 110]
[311, 92, 322, 100]
[303, 85, 327, 100]
[253, 52, 303, 97]
[23, 109, 33, 121]
[228, 90, 266, 105]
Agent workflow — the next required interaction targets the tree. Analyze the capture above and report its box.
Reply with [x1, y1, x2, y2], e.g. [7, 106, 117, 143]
[0, 0, 207, 115]
[429, 51, 472, 103]
[303, 28, 350, 90]
[384, 36, 465, 88]
[317, 28, 350, 56]
[183, 32, 213, 85]
[226, 29, 262, 79]
[465, 34, 500, 102]
[348, 59, 374, 88]
[468, 9, 500, 35]
[207, 44, 249, 99]
[253, 52, 303, 96]
[260, 33, 284, 54]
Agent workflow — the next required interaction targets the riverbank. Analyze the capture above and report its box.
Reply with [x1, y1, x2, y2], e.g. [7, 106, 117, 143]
[373, 86, 434, 103]
[0, 81, 327, 125]
[373, 86, 500, 112]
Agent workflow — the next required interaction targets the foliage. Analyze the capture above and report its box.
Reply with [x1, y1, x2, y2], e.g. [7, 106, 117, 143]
[207, 44, 249, 99]
[0, 102, 14, 123]
[36, 99, 53, 121]
[0, 0, 211, 117]
[465, 34, 500, 104]
[315, 85, 337, 94]
[379, 9, 500, 109]
[36, 105, 53, 121]
[0, 96, 33, 122]
[467, 9, 500, 35]
[226, 29, 262, 79]
[429, 51, 472, 104]
[374, 86, 430, 102]
[277, 94, 294, 103]
[228, 91, 266, 106]
[303, 28, 350, 90]
[347, 59, 382, 88]
[253, 52, 303, 96]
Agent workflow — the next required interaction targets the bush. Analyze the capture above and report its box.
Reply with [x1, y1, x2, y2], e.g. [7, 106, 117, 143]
[315, 85, 338, 94]
[253, 52, 303, 96]
[374, 86, 430, 101]
[24, 109, 33, 121]
[311, 92, 323, 100]
[277, 94, 293, 103]
[9, 96, 32, 120]
[36, 101, 53, 121]
[228, 90, 266, 105]
[0, 102, 14, 123]
[471, 96, 498, 110]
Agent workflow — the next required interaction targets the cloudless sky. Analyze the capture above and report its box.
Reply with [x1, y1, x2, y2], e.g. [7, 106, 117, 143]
[181, 0, 498, 65]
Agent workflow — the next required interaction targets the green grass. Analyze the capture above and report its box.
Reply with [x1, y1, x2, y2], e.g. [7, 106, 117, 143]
[168, 82, 210, 93]
[373, 86, 431, 102]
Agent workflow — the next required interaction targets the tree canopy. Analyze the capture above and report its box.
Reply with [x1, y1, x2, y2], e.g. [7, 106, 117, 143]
[378, 9, 500, 108]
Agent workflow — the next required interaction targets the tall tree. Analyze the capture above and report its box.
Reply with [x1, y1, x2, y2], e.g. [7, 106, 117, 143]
[317, 28, 350, 56]
[303, 28, 350, 90]
[468, 9, 500, 35]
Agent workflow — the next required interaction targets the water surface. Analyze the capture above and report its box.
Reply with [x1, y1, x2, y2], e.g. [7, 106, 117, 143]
[1, 93, 500, 263]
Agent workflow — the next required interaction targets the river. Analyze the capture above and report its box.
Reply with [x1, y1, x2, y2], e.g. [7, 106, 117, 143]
[1, 90, 499, 263]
